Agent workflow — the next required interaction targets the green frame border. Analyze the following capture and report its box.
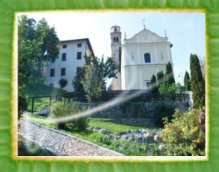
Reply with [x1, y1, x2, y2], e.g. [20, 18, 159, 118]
[0, 0, 218, 171]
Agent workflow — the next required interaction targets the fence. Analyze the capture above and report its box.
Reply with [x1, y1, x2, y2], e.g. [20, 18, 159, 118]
[27, 91, 192, 114]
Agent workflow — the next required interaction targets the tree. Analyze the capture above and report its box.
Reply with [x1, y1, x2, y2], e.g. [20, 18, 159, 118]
[150, 74, 158, 93]
[184, 71, 191, 91]
[75, 56, 118, 103]
[18, 15, 59, 116]
[155, 63, 176, 95]
[157, 71, 164, 85]
[72, 68, 87, 101]
[165, 62, 175, 85]
[81, 59, 105, 103]
[190, 54, 205, 108]
[59, 79, 68, 88]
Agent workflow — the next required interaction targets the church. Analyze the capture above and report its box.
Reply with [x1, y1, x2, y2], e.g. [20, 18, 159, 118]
[110, 25, 173, 90]
[44, 25, 173, 92]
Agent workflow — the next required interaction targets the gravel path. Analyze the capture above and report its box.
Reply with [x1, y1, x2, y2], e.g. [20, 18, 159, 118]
[18, 120, 123, 156]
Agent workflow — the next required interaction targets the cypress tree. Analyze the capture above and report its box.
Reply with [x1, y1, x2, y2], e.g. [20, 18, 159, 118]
[150, 74, 158, 93]
[165, 62, 175, 85]
[184, 71, 191, 91]
[190, 54, 205, 108]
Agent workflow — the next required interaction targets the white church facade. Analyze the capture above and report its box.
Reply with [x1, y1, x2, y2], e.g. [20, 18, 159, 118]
[45, 38, 94, 92]
[110, 25, 173, 90]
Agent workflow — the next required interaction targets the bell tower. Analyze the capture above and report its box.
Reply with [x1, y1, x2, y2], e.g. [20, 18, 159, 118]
[110, 26, 122, 69]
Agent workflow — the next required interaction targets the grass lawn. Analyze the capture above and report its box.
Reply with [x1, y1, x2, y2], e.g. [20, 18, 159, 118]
[88, 117, 156, 133]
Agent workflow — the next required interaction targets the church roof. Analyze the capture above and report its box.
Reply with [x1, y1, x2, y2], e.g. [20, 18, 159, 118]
[124, 28, 170, 44]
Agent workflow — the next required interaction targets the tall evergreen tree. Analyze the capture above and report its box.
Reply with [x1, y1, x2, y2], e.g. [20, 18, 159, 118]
[150, 74, 158, 93]
[157, 71, 164, 84]
[184, 71, 191, 91]
[165, 62, 175, 85]
[190, 54, 205, 108]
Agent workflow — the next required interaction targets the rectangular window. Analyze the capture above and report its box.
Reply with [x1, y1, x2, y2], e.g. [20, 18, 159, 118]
[62, 53, 66, 61]
[144, 53, 151, 63]
[77, 52, 82, 59]
[62, 44, 67, 48]
[113, 37, 119, 42]
[50, 69, 55, 77]
[77, 43, 82, 47]
[77, 67, 82, 73]
[61, 68, 66, 76]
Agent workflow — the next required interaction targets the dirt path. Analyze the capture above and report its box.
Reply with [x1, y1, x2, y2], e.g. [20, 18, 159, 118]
[18, 120, 123, 156]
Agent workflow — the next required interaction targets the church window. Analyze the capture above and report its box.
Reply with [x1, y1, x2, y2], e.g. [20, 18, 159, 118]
[144, 53, 151, 63]
[113, 37, 119, 43]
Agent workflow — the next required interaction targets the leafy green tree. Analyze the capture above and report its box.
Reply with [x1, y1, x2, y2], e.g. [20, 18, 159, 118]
[81, 60, 105, 103]
[190, 54, 205, 108]
[18, 15, 59, 116]
[77, 56, 118, 103]
[184, 71, 191, 91]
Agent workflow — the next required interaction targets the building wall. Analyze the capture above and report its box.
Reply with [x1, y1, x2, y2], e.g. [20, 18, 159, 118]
[45, 40, 93, 92]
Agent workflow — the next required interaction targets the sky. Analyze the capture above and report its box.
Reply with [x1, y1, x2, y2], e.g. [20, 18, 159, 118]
[18, 11, 205, 84]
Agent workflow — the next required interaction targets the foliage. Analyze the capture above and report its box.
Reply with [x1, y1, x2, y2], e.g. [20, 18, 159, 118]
[190, 54, 205, 108]
[59, 79, 68, 88]
[158, 83, 176, 95]
[165, 62, 175, 85]
[18, 15, 59, 115]
[72, 68, 86, 101]
[88, 118, 150, 133]
[154, 63, 176, 95]
[51, 101, 88, 131]
[160, 109, 205, 156]
[156, 71, 164, 85]
[81, 61, 105, 102]
[150, 74, 158, 93]
[80, 56, 118, 102]
[184, 71, 191, 91]
[153, 102, 177, 127]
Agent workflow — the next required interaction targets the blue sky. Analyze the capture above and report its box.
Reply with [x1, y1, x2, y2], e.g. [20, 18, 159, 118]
[19, 11, 205, 84]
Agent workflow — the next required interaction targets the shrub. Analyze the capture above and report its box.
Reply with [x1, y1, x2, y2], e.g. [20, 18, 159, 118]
[153, 101, 176, 127]
[51, 101, 88, 131]
[59, 79, 68, 88]
[160, 109, 205, 156]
